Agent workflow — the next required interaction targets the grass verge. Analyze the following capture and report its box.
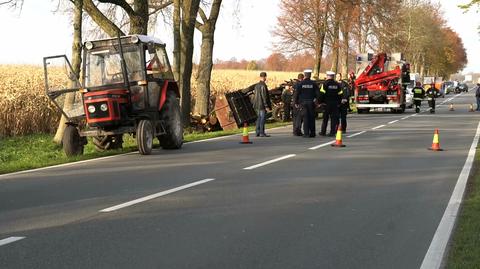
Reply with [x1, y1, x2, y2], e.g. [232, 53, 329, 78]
[0, 121, 290, 175]
[446, 148, 480, 268]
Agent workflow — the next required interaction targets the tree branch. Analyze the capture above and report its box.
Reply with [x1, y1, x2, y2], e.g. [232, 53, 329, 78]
[98, 0, 135, 17]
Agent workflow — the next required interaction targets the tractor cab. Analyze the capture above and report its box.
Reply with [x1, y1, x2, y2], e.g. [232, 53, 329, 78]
[43, 35, 182, 156]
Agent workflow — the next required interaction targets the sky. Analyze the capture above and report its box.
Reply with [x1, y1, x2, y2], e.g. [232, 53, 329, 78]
[0, 0, 478, 73]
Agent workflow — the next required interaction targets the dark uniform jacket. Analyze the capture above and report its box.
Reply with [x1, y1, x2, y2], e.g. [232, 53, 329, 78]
[319, 79, 343, 106]
[252, 81, 272, 111]
[412, 87, 425, 100]
[426, 87, 439, 99]
[293, 78, 320, 104]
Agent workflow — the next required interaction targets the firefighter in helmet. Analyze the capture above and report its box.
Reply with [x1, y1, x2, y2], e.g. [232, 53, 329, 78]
[426, 83, 440, 113]
[412, 82, 425, 113]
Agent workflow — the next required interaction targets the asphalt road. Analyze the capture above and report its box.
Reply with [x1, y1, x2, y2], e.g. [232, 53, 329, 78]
[0, 90, 479, 269]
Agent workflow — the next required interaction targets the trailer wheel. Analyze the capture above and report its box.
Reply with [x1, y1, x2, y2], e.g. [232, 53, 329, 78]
[63, 125, 84, 157]
[272, 106, 284, 122]
[93, 135, 123, 151]
[158, 91, 183, 149]
[137, 120, 154, 155]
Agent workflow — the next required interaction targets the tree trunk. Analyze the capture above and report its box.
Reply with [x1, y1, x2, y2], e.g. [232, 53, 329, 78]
[341, 30, 350, 76]
[173, 0, 181, 82]
[130, 0, 148, 34]
[194, 33, 214, 116]
[54, 0, 83, 144]
[330, 5, 340, 74]
[194, 0, 222, 117]
[180, 0, 201, 126]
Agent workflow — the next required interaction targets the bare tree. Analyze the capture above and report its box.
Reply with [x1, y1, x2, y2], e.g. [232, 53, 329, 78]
[273, 0, 331, 78]
[194, 0, 222, 117]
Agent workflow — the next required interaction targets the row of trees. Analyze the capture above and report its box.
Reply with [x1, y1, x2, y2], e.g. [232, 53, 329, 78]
[272, 0, 468, 79]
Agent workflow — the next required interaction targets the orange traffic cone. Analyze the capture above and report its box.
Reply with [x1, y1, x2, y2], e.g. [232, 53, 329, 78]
[469, 104, 475, 112]
[429, 129, 443, 151]
[449, 103, 455, 111]
[240, 122, 252, 144]
[331, 125, 346, 148]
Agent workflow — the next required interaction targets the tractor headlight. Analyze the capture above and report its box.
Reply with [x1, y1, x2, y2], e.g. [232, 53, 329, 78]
[100, 103, 108, 112]
[88, 105, 96, 113]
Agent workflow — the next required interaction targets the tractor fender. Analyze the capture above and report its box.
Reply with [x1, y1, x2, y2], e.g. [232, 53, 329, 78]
[159, 80, 180, 111]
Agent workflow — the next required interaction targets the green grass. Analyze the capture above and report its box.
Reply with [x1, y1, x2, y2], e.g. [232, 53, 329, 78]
[447, 148, 480, 268]
[0, 121, 290, 175]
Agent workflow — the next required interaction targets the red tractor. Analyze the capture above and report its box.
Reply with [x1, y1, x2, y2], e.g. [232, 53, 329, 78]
[44, 35, 183, 156]
[354, 53, 411, 113]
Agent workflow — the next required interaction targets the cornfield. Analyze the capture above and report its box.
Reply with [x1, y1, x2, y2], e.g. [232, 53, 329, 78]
[0, 65, 299, 137]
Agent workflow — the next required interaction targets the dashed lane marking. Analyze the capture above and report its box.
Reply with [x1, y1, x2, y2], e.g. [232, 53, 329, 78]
[371, 125, 386, 130]
[0, 237, 25, 247]
[347, 131, 366, 138]
[100, 178, 216, 212]
[309, 141, 335, 150]
[388, 120, 399, 124]
[243, 154, 296, 170]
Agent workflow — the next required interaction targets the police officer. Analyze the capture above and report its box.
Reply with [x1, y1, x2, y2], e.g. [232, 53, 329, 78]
[426, 84, 439, 113]
[293, 69, 320, 137]
[319, 71, 343, 136]
[292, 73, 305, 136]
[412, 82, 425, 113]
[337, 73, 350, 133]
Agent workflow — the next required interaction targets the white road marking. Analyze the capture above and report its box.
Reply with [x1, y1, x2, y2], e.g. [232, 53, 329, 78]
[347, 131, 366, 138]
[0, 237, 25, 247]
[420, 121, 480, 269]
[309, 141, 335, 150]
[388, 120, 399, 124]
[371, 125, 386, 130]
[243, 154, 296, 170]
[100, 178, 216, 212]
[401, 116, 409, 120]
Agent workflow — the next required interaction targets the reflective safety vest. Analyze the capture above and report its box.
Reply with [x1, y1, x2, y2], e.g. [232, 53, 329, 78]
[412, 87, 425, 101]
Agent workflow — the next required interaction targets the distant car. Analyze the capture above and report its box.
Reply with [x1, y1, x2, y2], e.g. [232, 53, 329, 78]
[458, 83, 468, 93]
[443, 81, 455, 95]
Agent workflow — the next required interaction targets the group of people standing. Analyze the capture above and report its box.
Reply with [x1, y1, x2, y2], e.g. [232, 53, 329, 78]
[252, 69, 351, 138]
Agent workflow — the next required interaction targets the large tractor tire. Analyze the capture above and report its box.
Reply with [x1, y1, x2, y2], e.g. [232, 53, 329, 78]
[63, 125, 84, 157]
[158, 91, 183, 149]
[93, 135, 123, 152]
[137, 119, 154, 155]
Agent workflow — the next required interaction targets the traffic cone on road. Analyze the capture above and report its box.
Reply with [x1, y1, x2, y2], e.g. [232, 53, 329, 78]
[449, 103, 455, 111]
[429, 129, 443, 151]
[331, 125, 346, 148]
[469, 104, 475, 112]
[240, 122, 253, 144]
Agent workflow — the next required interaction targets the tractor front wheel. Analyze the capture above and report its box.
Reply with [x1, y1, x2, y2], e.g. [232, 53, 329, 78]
[137, 120, 154, 155]
[158, 91, 183, 149]
[63, 125, 84, 157]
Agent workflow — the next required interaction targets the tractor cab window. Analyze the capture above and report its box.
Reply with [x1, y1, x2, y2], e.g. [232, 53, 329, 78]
[145, 45, 174, 80]
[85, 45, 144, 88]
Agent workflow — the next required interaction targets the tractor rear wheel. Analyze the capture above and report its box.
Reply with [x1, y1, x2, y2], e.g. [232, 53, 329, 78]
[137, 119, 154, 155]
[158, 91, 183, 149]
[63, 125, 84, 157]
[93, 135, 123, 151]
